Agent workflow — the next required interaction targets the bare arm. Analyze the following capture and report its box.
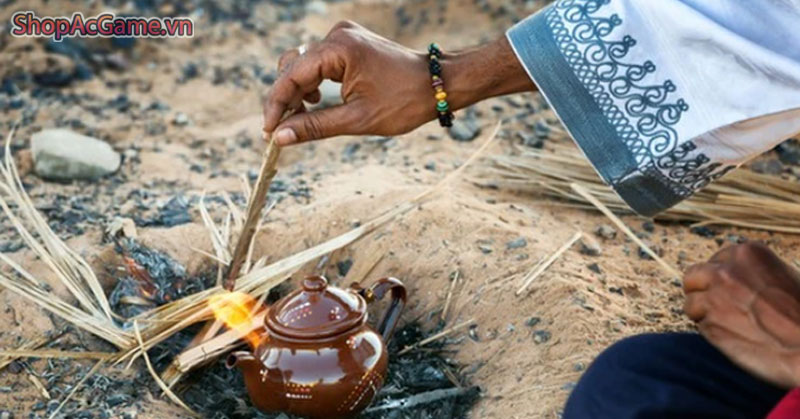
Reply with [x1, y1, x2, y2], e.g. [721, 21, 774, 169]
[262, 21, 535, 146]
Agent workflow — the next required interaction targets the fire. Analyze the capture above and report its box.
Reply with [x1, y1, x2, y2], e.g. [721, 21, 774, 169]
[209, 291, 263, 348]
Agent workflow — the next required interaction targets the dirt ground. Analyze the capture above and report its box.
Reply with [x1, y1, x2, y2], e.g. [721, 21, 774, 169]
[1, 0, 799, 418]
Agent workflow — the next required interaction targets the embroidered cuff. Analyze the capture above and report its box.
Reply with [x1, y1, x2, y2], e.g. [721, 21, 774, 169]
[506, 6, 687, 216]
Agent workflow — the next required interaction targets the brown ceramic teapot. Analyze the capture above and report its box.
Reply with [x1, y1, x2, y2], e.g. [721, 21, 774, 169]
[227, 275, 406, 418]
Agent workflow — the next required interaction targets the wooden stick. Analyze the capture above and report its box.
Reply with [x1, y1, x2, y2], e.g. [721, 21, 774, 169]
[516, 231, 582, 296]
[571, 183, 682, 279]
[225, 136, 281, 290]
[398, 318, 475, 355]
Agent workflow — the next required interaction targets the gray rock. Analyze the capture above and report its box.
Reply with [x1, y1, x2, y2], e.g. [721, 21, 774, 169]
[32, 129, 120, 181]
[448, 116, 481, 142]
[506, 237, 527, 249]
[750, 158, 784, 175]
[532, 330, 551, 344]
[317, 80, 343, 107]
[173, 112, 191, 126]
[777, 139, 800, 165]
[594, 224, 617, 240]
[305, 0, 328, 14]
[578, 236, 602, 256]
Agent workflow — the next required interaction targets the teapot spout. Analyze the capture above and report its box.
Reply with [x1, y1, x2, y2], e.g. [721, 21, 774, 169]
[226, 351, 259, 370]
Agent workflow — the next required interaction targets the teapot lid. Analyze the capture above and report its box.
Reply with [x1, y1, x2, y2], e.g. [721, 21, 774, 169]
[265, 275, 367, 340]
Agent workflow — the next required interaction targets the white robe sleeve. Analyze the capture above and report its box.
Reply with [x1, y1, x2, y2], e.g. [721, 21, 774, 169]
[506, 0, 800, 215]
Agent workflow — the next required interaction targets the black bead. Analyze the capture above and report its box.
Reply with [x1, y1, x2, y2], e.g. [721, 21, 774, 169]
[428, 44, 442, 57]
[429, 61, 442, 75]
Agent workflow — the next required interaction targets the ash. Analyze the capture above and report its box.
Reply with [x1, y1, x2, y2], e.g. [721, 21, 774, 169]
[109, 238, 213, 320]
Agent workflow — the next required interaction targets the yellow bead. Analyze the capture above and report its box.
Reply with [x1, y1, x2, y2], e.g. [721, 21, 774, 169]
[432, 75, 439, 80]
[435, 91, 447, 101]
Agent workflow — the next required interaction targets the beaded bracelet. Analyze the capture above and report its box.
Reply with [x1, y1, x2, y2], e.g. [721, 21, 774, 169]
[428, 43, 454, 128]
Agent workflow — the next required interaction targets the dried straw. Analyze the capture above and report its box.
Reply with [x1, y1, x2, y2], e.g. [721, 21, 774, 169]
[515, 231, 583, 296]
[398, 318, 475, 356]
[482, 142, 800, 233]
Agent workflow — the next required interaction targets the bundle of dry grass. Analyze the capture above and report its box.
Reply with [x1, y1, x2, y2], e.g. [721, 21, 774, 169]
[483, 141, 800, 233]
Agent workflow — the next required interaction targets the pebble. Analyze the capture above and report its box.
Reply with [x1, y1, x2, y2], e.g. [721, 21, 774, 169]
[517, 130, 543, 148]
[424, 161, 436, 171]
[173, 112, 191, 126]
[776, 139, 800, 165]
[305, 0, 328, 14]
[506, 237, 527, 249]
[525, 317, 541, 327]
[578, 236, 602, 256]
[532, 330, 551, 344]
[478, 245, 493, 254]
[449, 113, 481, 142]
[32, 129, 121, 181]
[337, 259, 353, 277]
[690, 226, 717, 238]
[750, 158, 784, 175]
[317, 80, 343, 107]
[587, 263, 602, 274]
[0, 410, 12, 419]
[594, 224, 617, 240]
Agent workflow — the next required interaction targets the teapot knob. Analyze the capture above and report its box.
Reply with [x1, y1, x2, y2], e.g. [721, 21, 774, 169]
[302, 275, 328, 292]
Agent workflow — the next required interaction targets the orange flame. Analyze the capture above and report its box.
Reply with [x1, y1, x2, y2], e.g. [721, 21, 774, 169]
[209, 291, 263, 348]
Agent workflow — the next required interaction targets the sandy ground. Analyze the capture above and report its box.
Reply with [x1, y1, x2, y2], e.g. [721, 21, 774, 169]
[1, 0, 799, 418]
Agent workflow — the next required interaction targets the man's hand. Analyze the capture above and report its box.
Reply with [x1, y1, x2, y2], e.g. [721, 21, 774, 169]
[684, 242, 800, 388]
[263, 21, 534, 146]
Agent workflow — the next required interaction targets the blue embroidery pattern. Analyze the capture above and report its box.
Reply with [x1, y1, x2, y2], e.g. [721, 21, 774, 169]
[546, 0, 732, 196]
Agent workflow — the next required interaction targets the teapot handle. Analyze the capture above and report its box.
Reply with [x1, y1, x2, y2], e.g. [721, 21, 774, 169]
[355, 277, 407, 342]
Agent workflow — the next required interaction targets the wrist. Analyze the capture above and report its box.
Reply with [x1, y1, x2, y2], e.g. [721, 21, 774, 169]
[440, 37, 535, 112]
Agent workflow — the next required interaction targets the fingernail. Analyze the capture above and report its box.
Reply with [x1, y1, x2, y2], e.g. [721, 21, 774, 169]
[275, 128, 297, 145]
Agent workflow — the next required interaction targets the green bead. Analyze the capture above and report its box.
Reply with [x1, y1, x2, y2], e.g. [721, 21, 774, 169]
[436, 100, 449, 111]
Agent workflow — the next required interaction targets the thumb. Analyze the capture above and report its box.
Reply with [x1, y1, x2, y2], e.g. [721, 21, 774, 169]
[272, 104, 362, 146]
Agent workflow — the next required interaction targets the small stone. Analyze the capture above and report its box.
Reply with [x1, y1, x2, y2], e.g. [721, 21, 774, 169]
[424, 161, 436, 171]
[305, 0, 328, 14]
[336, 259, 353, 277]
[690, 226, 717, 238]
[0, 410, 13, 419]
[478, 245, 493, 254]
[532, 330, 551, 344]
[638, 242, 664, 260]
[173, 112, 191, 126]
[448, 115, 481, 142]
[750, 158, 784, 175]
[776, 139, 800, 165]
[578, 237, 602, 256]
[506, 323, 516, 332]
[506, 237, 527, 250]
[317, 80, 342, 107]
[594, 224, 617, 240]
[32, 129, 120, 181]
[642, 221, 655, 232]
[517, 131, 543, 148]
[525, 317, 541, 327]
[105, 217, 137, 239]
[587, 263, 602, 274]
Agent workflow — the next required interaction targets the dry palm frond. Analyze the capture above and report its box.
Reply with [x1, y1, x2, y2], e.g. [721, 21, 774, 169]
[0, 131, 130, 348]
[482, 142, 800, 233]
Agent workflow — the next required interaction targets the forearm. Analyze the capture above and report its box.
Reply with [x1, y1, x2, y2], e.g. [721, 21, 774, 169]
[441, 37, 536, 112]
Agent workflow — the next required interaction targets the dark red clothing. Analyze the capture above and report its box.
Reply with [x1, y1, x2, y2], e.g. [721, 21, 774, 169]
[767, 389, 800, 419]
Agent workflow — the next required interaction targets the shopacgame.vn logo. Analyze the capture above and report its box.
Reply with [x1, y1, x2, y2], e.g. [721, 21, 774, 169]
[10, 11, 194, 41]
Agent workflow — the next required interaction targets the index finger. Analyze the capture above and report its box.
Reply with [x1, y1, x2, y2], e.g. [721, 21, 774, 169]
[262, 45, 346, 135]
